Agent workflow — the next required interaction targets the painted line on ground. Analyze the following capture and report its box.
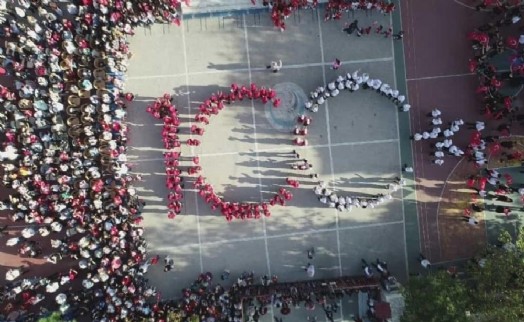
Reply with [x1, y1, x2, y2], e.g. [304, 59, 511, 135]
[435, 157, 465, 259]
[129, 139, 400, 162]
[127, 57, 394, 80]
[181, 19, 204, 274]
[452, 0, 477, 10]
[390, 9, 410, 281]
[243, 15, 273, 281]
[152, 220, 405, 251]
[406, 73, 475, 82]
[317, 9, 343, 279]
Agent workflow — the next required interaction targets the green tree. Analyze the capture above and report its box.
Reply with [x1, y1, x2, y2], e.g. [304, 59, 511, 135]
[401, 270, 471, 322]
[466, 228, 524, 322]
[401, 228, 524, 322]
[38, 312, 65, 322]
[37, 311, 77, 322]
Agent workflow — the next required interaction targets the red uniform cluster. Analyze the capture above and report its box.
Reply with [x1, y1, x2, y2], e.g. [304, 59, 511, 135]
[194, 176, 272, 221]
[144, 84, 306, 223]
[165, 152, 183, 219]
[324, 0, 395, 21]
[286, 178, 300, 188]
[193, 83, 278, 127]
[294, 114, 312, 136]
[147, 94, 181, 149]
[146, 94, 184, 219]
[270, 188, 294, 206]
[468, 20, 523, 120]
[258, 0, 318, 31]
[467, 31, 490, 46]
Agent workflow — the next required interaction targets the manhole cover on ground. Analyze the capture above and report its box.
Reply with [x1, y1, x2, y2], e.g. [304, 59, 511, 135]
[264, 82, 307, 132]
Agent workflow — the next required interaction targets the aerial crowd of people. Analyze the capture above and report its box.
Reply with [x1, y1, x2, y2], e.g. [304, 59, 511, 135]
[0, 0, 209, 320]
[3, 0, 524, 320]
[0, 0, 405, 319]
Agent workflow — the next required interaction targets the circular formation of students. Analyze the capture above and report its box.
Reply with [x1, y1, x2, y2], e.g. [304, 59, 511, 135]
[147, 84, 300, 222]
[294, 71, 410, 210]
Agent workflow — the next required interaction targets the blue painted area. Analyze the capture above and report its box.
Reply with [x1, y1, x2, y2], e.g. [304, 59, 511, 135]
[269, 99, 305, 129]
[264, 83, 308, 131]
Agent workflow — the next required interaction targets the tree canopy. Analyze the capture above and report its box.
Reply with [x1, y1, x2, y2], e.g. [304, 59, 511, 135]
[402, 227, 524, 322]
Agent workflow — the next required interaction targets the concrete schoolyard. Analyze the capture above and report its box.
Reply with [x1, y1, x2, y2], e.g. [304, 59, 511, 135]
[125, 8, 412, 321]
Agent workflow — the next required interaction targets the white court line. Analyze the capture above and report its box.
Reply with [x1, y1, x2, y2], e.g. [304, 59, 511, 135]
[432, 256, 472, 266]
[452, 0, 477, 10]
[243, 15, 272, 277]
[153, 220, 405, 251]
[390, 10, 410, 282]
[406, 73, 475, 82]
[127, 57, 394, 80]
[181, 19, 204, 274]
[243, 18, 274, 321]
[129, 139, 400, 162]
[317, 10, 343, 281]
[435, 156, 465, 259]
[405, 0, 427, 258]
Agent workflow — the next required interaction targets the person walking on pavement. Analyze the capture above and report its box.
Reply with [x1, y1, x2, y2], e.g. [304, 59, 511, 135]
[307, 247, 315, 260]
[305, 263, 315, 278]
[267, 60, 282, 73]
[362, 259, 374, 278]
[418, 253, 431, 269]
[331, 58, 341, 70]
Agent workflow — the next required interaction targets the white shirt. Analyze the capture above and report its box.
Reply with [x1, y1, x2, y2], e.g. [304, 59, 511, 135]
[306, 264, 315, 277]
[476, 122, 485, 131]
[6, 268, 21, 281]
[22, 227, 36, 239]
[46, 282, 60, 293]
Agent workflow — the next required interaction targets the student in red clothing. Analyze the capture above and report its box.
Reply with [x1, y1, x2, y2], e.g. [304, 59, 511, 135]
[286, 178, 300, 188]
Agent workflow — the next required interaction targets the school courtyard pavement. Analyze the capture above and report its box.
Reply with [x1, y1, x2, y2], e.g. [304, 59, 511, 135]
[124, 3, 416, 320]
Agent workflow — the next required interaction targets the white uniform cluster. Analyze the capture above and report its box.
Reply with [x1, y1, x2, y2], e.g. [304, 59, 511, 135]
[314, 181, 394, 211]
[304, 71, 410, 113]
[412, 109, 466, 166]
